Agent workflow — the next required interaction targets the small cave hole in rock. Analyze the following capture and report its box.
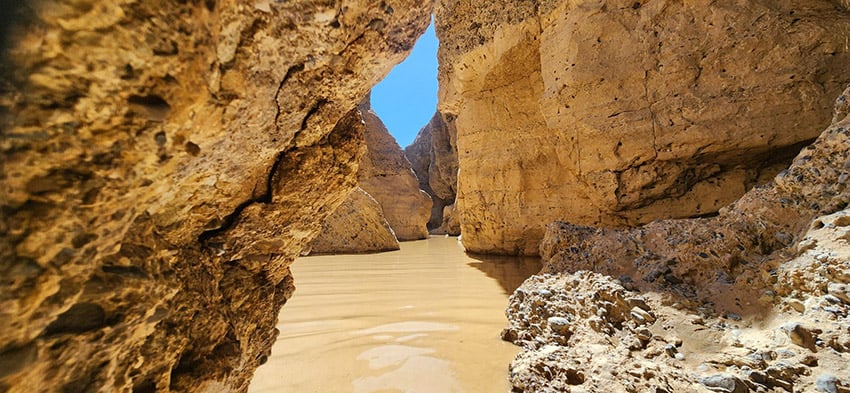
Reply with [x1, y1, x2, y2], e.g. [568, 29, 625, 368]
[128, 94, 171, 121]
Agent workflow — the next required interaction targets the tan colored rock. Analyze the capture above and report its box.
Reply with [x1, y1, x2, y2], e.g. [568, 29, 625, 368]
[436, 0, 850, 255]
[507, 88, 850, 392]
[0, 1, 432, 391]
[405, 111, 460, 234]
[308, 188, 400, 254]
[434, 203, 461, 236]
[358, 99, 432, 241]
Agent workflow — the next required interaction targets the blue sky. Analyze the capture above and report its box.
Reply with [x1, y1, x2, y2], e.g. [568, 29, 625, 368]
[372, 20, 438, 148]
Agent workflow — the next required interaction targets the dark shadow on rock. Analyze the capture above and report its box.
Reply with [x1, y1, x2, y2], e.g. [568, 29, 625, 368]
[466, 253, 543, 295]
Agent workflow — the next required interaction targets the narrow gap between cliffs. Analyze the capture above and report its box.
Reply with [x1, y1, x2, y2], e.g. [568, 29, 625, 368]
[371, 18, 438, 150]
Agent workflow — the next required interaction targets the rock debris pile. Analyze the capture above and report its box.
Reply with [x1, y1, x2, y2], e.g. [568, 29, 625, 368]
[503, 88, 850, 392]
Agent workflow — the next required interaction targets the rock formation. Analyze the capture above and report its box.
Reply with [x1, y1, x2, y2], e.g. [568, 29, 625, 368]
[357, 98, 433, 241]
[308, 97, 432, 254]
[435, 0, 850, 255]
[0, 1, 432, 391]
[436, 203, 461, 235]
[307, 188, 400, 255]
[404, 111, 460, 235]
[503, 87, 850, 392]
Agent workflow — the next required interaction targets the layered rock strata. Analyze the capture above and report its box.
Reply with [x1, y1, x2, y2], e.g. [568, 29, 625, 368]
[404, 111, 460, 235]
[436, 0, 850, 255]
[503, 88, 850, 392]
[0, 1, 432, 391]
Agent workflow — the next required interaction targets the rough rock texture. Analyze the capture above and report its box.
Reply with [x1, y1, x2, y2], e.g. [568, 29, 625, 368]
[307, 187, 400, 255]
[404, 111, 459, 235]
[435, 0, 850, 255]
[0, 1, 432, 392]
[503, 89, 850, 392]
[307, 97, 431, 253]
[436, 203, 461, 235]
[357, 99, 432, 241]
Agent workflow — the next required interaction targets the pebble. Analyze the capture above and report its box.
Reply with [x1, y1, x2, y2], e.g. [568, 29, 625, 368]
[548, 317, 571, 335]
[631, 307, 656, 324]
[827, 283, 850, 304]
[699, 373, 748, 393]
[816, 374, 839, 393]
[627, 296, 651, 311]
[635, 328, 653, 341]
[824, 295, 842, 304]
[780, 322, 817, 351]
[787, 299, 806, 313]
[747, 370, 768, 385]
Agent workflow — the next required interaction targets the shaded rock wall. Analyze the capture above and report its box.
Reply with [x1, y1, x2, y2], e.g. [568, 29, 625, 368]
[0, 0, 432, 391]
[404, 111, 460, 235]
[357, 99, 433, 241]
[307, 187, 400, 255]
[435, 0, 850, 255]
[504, 87, 850, 392]
[306, 97, 430, 253]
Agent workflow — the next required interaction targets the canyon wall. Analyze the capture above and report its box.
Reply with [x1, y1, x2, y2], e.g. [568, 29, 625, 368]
[0, 1, 432, 391]
[435, 0, 850, 255]
[405, 111, 460, 235]
[502, 85, 850, 393]
[308, 98, 432, 253]
[355, 99, 432, 241]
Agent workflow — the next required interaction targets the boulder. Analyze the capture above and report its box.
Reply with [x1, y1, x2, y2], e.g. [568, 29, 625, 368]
[308, 188, 400, 254]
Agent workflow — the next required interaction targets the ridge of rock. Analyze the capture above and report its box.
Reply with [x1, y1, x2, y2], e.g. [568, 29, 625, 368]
[356, 98, 433, 241]
[404, 111, 460, 235]
[0, 1, 433, 391]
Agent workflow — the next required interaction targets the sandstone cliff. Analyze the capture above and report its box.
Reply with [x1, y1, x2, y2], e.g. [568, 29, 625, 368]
[404, 111, 460, 235]
[436, 0, 850, 255]
[307, 187, 400, 255]
[357, 99, 433, 241]
[503, 87, 850, 392]
[0, 1, 432, 391]
[308, 98, 431, 253]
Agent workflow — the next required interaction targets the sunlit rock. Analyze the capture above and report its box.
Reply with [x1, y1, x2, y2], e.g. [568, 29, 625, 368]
[0, 0, 432, 391]
[436, 0, 850, 255]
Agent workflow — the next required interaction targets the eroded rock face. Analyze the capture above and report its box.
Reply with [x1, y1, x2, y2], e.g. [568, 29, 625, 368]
[0, 1, 432, 391]
[504, 90, 850, 392]
[307, 187, 400, 255]
[436, 0, 850, 255]
[436, 203, 461, 235]
[405, 111, 460, 235]
[357, 99, 432, 241]
[308, 98, 433, 254]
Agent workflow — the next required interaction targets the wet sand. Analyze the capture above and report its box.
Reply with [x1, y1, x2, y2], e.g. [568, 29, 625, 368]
[248, 236, 541, 393]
